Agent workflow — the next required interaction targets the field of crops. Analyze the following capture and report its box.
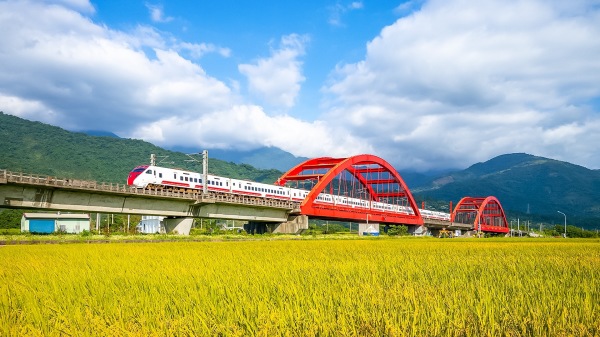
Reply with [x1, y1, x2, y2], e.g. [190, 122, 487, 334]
[1, 238, 599, 336]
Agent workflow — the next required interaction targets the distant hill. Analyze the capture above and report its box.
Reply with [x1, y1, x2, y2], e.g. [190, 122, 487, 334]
[412, 153, 600, 227]
[0, 112, 282, 184]
[167, 145, 308, 172]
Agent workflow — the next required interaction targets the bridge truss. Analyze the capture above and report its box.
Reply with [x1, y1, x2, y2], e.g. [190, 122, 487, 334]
[275, 154, 423, 225]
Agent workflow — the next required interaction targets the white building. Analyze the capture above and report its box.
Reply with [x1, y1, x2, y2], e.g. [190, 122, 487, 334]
[137, 216, 164, 234]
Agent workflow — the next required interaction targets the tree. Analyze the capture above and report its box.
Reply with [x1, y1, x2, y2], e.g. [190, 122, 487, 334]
[387, 225, 408, 236]
[0, 209, 24, 229]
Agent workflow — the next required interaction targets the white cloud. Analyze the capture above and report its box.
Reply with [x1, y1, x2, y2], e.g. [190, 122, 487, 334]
[146, 3, 173, 23]
[323, 0, 600, 170]
[0, 95, 57, 123]
[328, 1, 364, 26]
[2, 0, 600, 172]
[238, 34, 309, 109]
[178, 42, 231, 59]
[45, 0, 95, 14]
[0, 1, 359, 160]
[130, 105, 370, 157]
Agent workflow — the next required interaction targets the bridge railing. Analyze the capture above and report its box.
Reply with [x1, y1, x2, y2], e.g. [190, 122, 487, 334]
[0, 169, 299, 209]
[0, 169, 199, 198]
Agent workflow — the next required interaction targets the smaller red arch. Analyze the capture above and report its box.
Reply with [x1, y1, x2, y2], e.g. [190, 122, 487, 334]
[451, 196, 509, 233]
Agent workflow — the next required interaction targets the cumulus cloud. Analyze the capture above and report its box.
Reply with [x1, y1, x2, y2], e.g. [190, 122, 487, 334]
[238, 34, 309, 109]
[0, 1, 361, 159]
[2, 0, 599, 171]
[323, 0, 600, 170]
[130, 105, 371, 157]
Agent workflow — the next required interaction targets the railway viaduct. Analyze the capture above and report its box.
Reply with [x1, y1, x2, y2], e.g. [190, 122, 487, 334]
[0, 154, 509, 235]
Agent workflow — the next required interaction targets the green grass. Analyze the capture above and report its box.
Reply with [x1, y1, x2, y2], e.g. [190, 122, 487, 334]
[1, 238, 599, 336]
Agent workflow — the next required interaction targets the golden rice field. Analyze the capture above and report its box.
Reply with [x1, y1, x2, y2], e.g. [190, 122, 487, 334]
[1, 238, 599, 336]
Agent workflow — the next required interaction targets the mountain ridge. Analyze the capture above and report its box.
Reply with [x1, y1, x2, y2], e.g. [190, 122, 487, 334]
[412, 153, 600, 226]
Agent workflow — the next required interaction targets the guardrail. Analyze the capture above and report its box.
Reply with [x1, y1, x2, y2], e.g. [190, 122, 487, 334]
[0, 169, 299, 210]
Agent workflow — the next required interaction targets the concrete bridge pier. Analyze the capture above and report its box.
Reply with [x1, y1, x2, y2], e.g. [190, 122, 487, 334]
[408, 225, 428, 236]
[164, 217, 194, 235]
[266, 214, 309, 234]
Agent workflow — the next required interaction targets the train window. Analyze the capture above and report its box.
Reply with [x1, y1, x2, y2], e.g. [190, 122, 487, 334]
[180, 177, 184, 181]
[146, 170, 152, 174]
[174, 174, 177, 179]
[185, 177, 188, 181]
[159, 173, 162, 178]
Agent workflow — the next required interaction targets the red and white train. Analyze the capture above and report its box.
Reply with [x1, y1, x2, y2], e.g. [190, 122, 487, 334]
[127, 165, 450, 220]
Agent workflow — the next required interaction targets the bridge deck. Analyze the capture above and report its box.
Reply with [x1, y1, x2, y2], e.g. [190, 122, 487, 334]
[0, 169, 298, 210]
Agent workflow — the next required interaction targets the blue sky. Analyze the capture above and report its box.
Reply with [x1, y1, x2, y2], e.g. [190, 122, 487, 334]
[1, 0, 600, 171]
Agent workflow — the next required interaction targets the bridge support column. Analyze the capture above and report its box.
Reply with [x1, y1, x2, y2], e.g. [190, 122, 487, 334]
[358, 223, 380, 236]
[269, 214, 309, 234]
[164, 217, 194, 235]
[408, 225, 427, 236]
[245, 221, 269, 235]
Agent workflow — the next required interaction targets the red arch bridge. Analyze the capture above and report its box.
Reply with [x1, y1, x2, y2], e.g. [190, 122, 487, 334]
[275, 154, 509, 235]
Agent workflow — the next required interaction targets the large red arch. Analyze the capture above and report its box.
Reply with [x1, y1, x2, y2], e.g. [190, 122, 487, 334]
[451, 196, 509, 233]
[276, 154, 423, 225]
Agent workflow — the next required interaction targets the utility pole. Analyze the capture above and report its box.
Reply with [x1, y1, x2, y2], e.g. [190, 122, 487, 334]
[150, 153, 156, 166]
[202, 150, 208, 194]
[557, 211, 566, 238]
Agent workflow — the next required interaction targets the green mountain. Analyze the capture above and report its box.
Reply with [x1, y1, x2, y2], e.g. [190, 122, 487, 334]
[412, 153, 600, 227]
[0, 112, 282, 184]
